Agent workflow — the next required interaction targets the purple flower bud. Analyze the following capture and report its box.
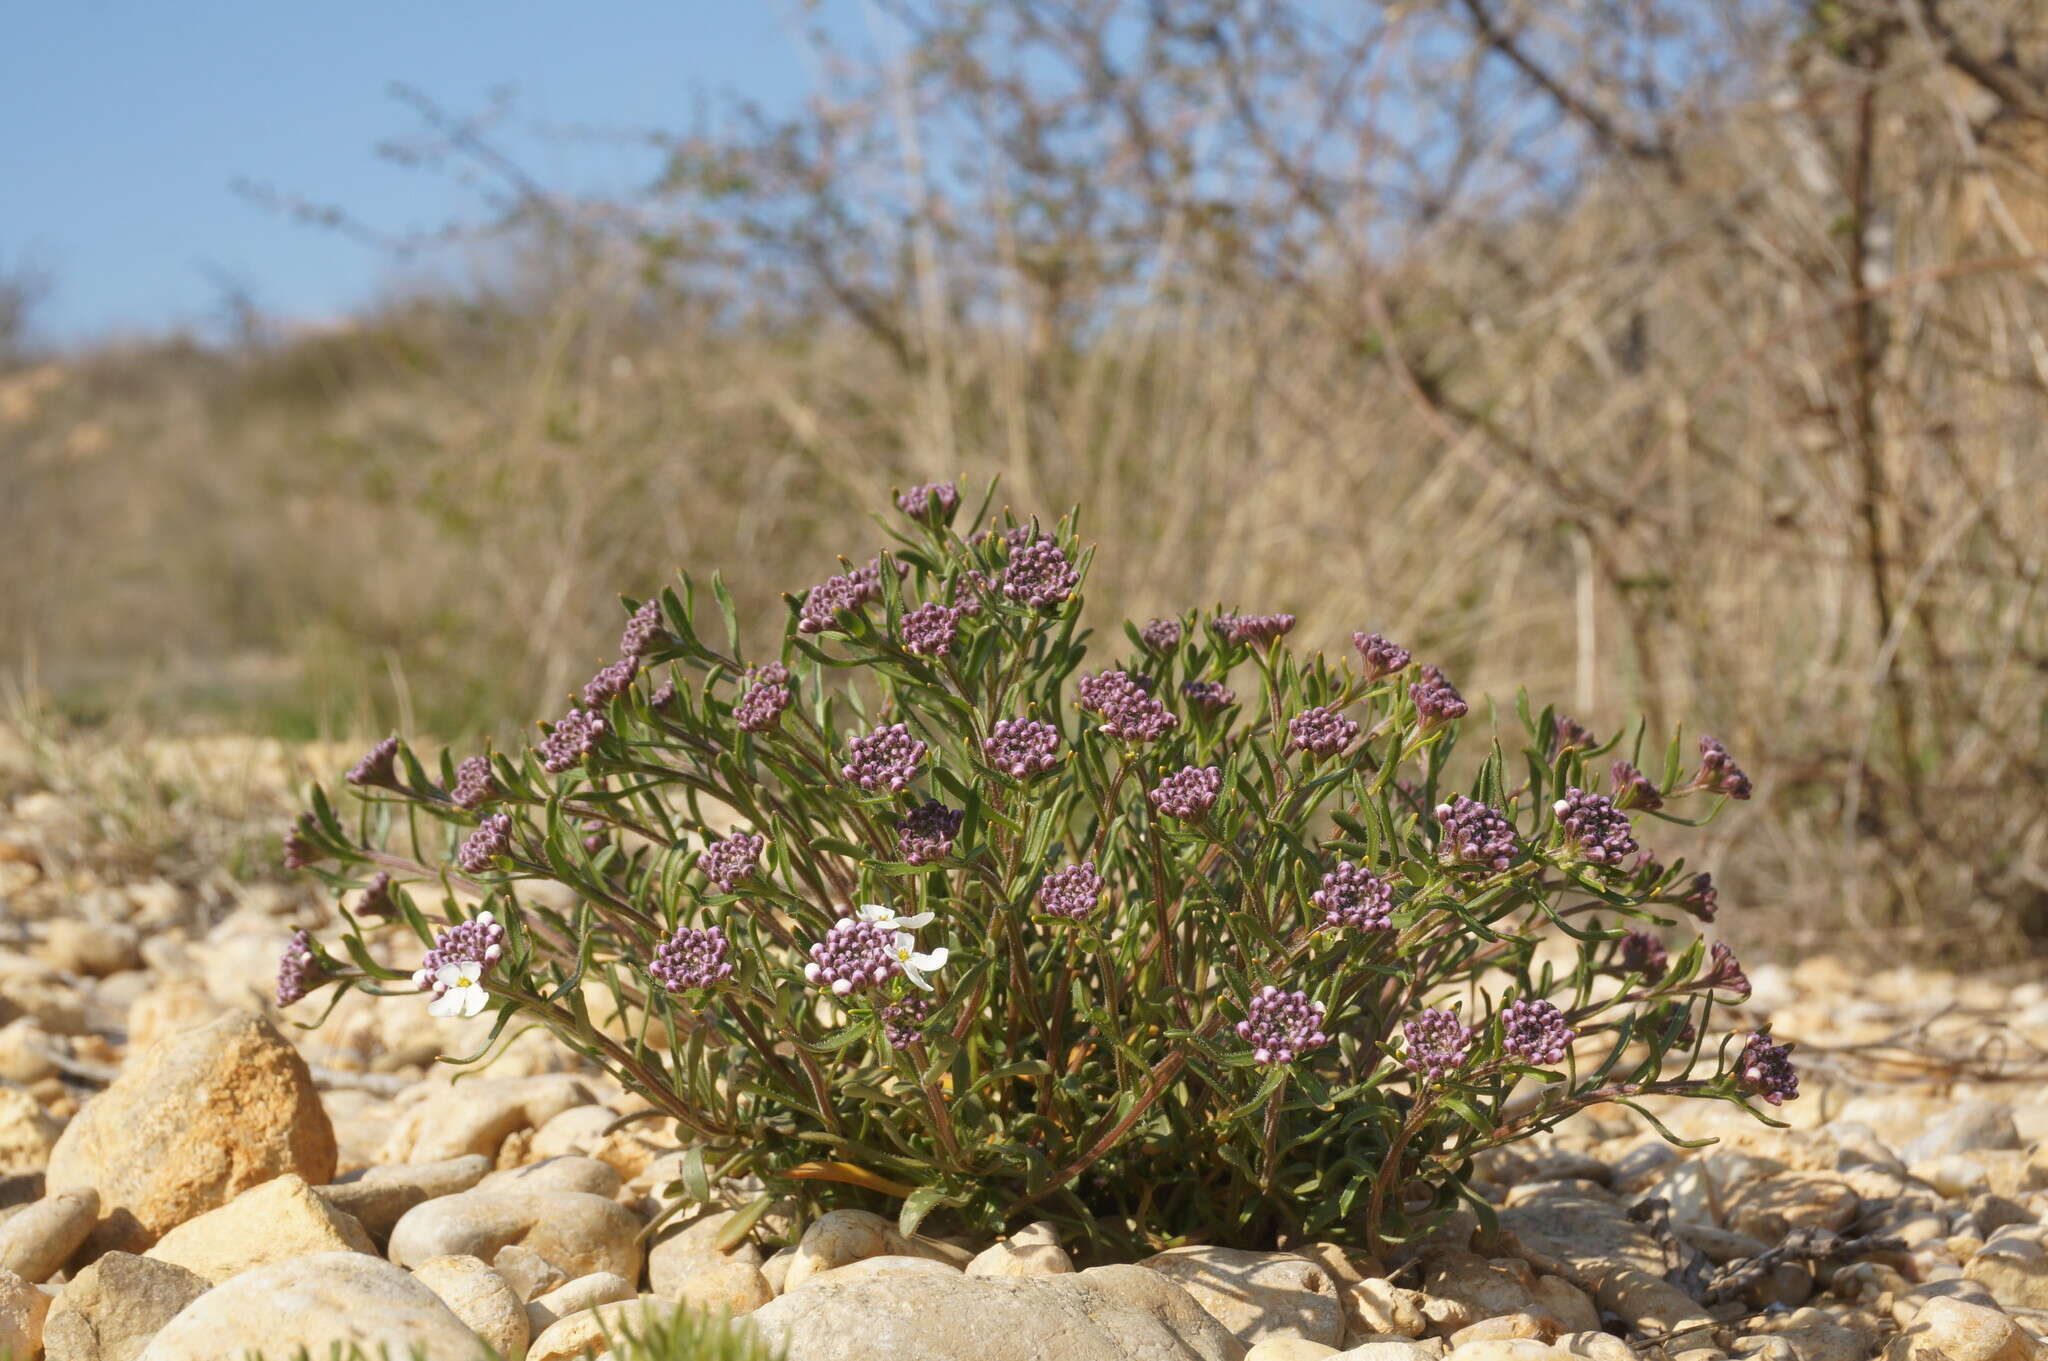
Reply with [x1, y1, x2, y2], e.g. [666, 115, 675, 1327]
[1551, 715, 1596, 754]
[650, 678, 677, 709]
[620, 598, 666, 658]
[798, 572, 873, 635]
[1288, 705, 1360, 758]
[282, 814, 318, 871]
[897, 801, 963, 865]
[700, 832, 765, 892]
[457, 814, 513, 874]
[734, 664, 794, 734]
[1609, 760, 1664, 812]
[1352, 632, 1412, 679]
[582, 658, 638, 708]
[880, 995, 933, 1048]
[842, 723, 927, 793]
[899, 602, 962, 658]
[1619, 929, 1668, 982]
[1736, 1031, 1799, 1105]
[1403, 1008, 1474, 1081]
[1410, 665, 1469, 727]
[414, 911, 508, 994]
[983, 719, 1062, 779]
[1679, 872, 1719, 922]
[1214, 612, 1296, 647]
[450, 755, 497, 810]
[539, 708, 606, 774]
[1552, 787, 1638, 865]
[275, 929, 324, 1008]
[1312, 861, 1394, 933]
[1181, 680, 1236, 711]
[650, 924, 735, 993]
[1003, 539, 1081, 608]
[1501, 998, 1575, 1066]
[1149, 765, 1222, 821]
[1694, 736, 1753, 799]
[897, 481, 959, 522]
[346, 737, 401, 790]
[1703, 941, 1751, 998]
[1140, 618, 1183, 651]
[1435, 795, 1519, 872]
[1235, 985, 1330, 1066]
[1038, 862, 1106, 920]
[1077, 670, 1177, 743]
[803, 917, 902, 995]
[357, 871, 398, 919]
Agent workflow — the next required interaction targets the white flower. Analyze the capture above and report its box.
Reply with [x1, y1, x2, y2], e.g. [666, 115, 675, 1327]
[856, 903, 934, 932]
[890, 932, 949, 991]
[427, 960, 490, 1018]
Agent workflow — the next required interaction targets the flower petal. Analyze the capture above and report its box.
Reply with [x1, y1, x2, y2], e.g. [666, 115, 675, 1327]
[855, 904, 891, 923]
[893, 911, 934, 930]
[426, 991, 462, 1018]
[435, 960, 480, 988]
[910, 946, 949, 973]
[454, 985, 489, 1018]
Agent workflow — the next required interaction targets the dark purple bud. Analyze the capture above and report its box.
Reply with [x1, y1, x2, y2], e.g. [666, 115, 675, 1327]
[898, 602, 962, 658]
[841, 723, 927, 793]
[346, 737, 402, 790]
[803, 917, 902, 995]
[1181, 680, 1236, 712]
[1609, 760, 1664, 812]
[1236, 985, 1330, 1066]
[650, 678, 678, 709]
[1435, 795, 1519, 872]
[1410, 665, 1469, 727]
[1619, 929, 1668, 983]
[1550, 714, 1596, 754]
[1501, 998, 1575, 1066]
[1678, 872, 1719, 922]
[1140, 618, 1183, 651]
[450, 755, 497, 810]
[1312, 861, 1394, 933]
[1288, 705, 1360, 758]
[357, 871, 397, 919]
[1038, 862, 1105, 920]
[1552, 787, 1638, 865]
[1214, 612, 1296, 647]
[282, 814, 319, 871]
[1077, 670, 1178, 743]
[1694, 736, 1753, 799]
[1703, 940, 1751, 998]
[1002, 539, 1081, 608]
[538, 709, 606, 773]
[880, 995, 933, 1048]
[275, 929, 324, 1008]
[798, 572, 874, 635]
[734, 665, 793, 734]
[1403, 1008, 1474, 1081]
[1149, 765, 1222, 821]
[897, 801, 963, 865]
[620, 598, 666, 658]
[457, 814, 514, 874]
[1352, 632, 1412, 679]
[896, 481, 959, 523]
[1736, 1031, 1799, 1106]
[650, 924, 735, 993]
[700, 832, 765, 892]
[983, 719, 1062, 779]
[581, 658, 639, 709]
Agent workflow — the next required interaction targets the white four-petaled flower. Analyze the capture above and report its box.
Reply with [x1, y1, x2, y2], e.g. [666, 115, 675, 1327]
[855, 902, 934, 932]
[890, 933, 949, 991]
[428, 961, 490, 1018]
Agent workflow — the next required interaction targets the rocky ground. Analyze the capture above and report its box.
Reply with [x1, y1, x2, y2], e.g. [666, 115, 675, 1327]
[1, 730, 2046, 1361]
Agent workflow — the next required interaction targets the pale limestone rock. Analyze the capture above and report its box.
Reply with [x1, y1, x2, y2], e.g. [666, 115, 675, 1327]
[389, 1187, 643, 1282]
[1346, 1278, 1428, 1339]
[411, 1254, 529, 1361]
[966, 1222, 1075, 1278]
[143, 1173, 373, 1283]
[41, 1253, 210, 1361]
[378, 1075, 602, 1165]
[1, 1265, 53, 1361]
[780, 1209, 965, 1293]
[1140, 1245, 1344, 1348]
[1966, 1225, 2048, 1311]
[527, 1272, 635, 1335]
[645, 1246, 774, 1314]
[319, 1154, 493, 1240]
[478, 1155, 621, 1199]
[0, 1189, 98, 1283]
[135, 1252, 482, 1361]
[0, 1086, 61, 1175]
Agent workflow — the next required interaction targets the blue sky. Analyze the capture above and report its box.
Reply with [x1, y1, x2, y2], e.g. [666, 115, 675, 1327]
[1, 3, 823, 345]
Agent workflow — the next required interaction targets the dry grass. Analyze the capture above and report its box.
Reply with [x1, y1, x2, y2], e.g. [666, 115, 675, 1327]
[2, 1, 2045, 955]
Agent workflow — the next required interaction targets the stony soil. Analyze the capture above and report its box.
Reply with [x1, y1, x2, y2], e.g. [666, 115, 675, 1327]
[2, 732, 2045, 1360]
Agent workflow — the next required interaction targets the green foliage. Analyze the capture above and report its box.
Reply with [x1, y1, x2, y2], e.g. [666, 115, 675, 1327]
[293, 485, 1777, 1258]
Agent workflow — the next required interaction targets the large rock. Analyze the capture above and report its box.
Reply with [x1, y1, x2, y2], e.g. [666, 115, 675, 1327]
[41, 1253, 210, 1361]
[319, 1154, 493, 1241]
[748, 1263, 1246, 1361]
[136, 1252, 483, 1361]
[478, 1155, 621, 1199]
[0, 1086, 62, 1174]
[526, 1297, 682, 1361]
[1497, 1184, 1664, 1285]
[390, 1187, 643, 1282]
[647, 1246, 774, 1314]
[1898, 1101, 2022, 1165]
[966, 1223, 1075, 1278]
[379, 1075, 602, 1165]
[143, 1173, 373, 1283]
[411, 1254, 529, 1361]
[1900, 1295, 2037, 1361]
[1139, 1246, 1345, 1348]
[527, 1272, 634, 1335]
[1, 1264, 52, 1361]
[0, 1188, 99, 1282]
[45, 1013, 335, 1252]
[781, 1209, 965, 1292]
[1965, 1224, 2048, 1310]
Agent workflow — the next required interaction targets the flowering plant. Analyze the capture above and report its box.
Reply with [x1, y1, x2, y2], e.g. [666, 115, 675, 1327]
[286, 484, 1786, 1256]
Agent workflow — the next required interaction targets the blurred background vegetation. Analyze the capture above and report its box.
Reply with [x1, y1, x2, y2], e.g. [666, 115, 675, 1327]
[2, 0, 2045, 954]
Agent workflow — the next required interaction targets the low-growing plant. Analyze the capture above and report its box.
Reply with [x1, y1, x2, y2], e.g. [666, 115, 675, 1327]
[286, 482, 1792, 1257]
